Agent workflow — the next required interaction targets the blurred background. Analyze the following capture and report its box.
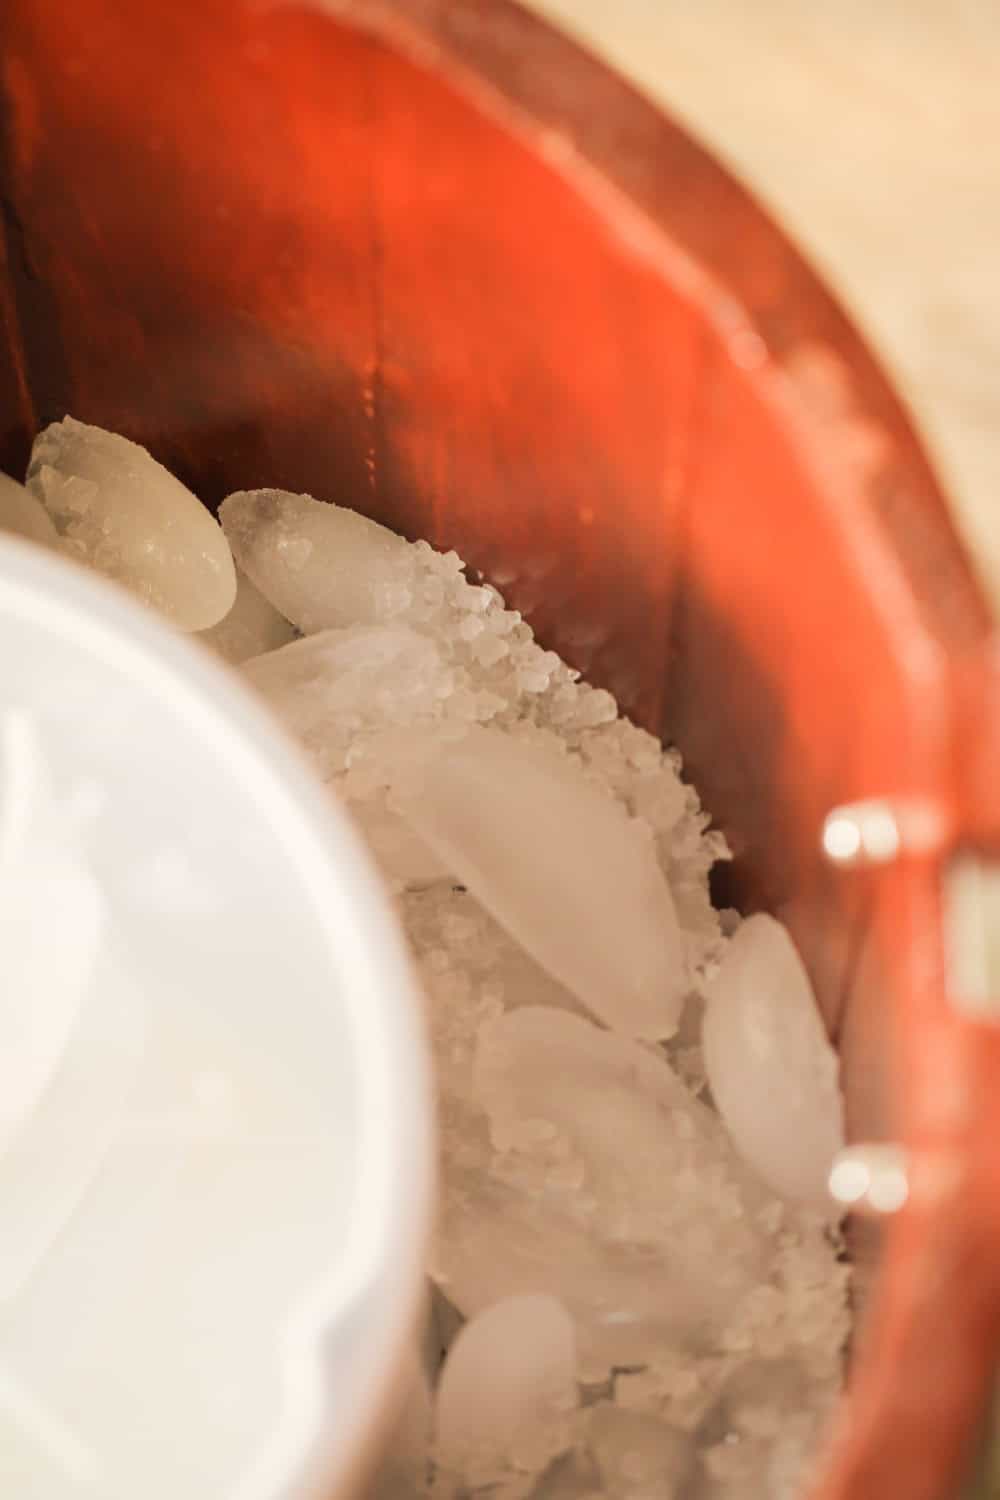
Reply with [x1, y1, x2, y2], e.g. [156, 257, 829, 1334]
[529, 0, 1000, 603]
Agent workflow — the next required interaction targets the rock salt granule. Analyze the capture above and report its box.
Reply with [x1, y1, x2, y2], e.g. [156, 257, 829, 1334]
[27, 417, 236, 629]
[0, 470, 59, 549]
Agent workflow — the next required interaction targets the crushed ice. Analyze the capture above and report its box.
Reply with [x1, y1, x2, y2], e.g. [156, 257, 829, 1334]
[3, 430, 851, 1498]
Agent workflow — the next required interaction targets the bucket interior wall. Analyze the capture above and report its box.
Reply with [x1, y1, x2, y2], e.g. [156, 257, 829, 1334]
[1, 1, 995, 1495]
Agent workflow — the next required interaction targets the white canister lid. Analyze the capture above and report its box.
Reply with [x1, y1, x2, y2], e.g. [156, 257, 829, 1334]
[0, 535, 432, 1500]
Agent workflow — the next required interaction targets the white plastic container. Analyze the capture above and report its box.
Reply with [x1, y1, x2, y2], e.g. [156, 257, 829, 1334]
[0, 535, 433, 1500]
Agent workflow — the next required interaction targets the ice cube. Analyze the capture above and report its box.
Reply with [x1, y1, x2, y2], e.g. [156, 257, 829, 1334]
[0, 471, 58, 548]
[196, 566, 296, 663]
[696, 1357, 809, 1447]
[26, 417, 235, 629]
[525, 1448, 604, 1500]
[349, 798, 449, 889]
[584, 1403, 694, 1497]
[219, 488, 416, 635]
[242, 625, 452, 785]
[0, 713, 103, 1156]
[392, 726, 687, 1039]
[694, 1358, 836, 1500]
[433, 1008, 768, 1374]
[434, 1294, 577, 1488]
[702, 915, 844, 1209]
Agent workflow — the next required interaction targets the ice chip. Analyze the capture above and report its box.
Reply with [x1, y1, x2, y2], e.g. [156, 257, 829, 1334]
[475, 1006, 767, 1246]
[695, 1358, 838, 1498]
[584, 1403, 694, 1497]
[431, 1007, 769, 1372]
[525, 1448, 603, 1500]
[219, 488, 415, 634]
[197, 566, 296, 663]
[703, 914, 844, 1209]
[242, 625, 452, 786]
[434, 1294, 577, 1488]
[697, 1356, 810, 1447]
[243, 623, 443, 707]
[349, 798, 450, 889]
[0, 471, 59, 549]
[26, 417, 235, 629]
[392, 726, 686, 1038]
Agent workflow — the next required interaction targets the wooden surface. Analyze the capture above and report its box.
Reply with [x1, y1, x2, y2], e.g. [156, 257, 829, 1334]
[530, 0, 1000, 604]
